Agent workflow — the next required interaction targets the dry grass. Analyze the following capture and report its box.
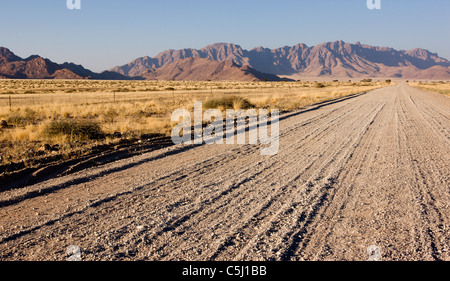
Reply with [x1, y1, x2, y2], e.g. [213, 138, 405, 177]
[409, 81, 450, 97]
[0, 79, 392, 166]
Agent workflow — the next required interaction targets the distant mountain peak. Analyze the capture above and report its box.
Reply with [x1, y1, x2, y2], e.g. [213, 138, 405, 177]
[0, 47, 21, 62]
[202, 42, 242, 49]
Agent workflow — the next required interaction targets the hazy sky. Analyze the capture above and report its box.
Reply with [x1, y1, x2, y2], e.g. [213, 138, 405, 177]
[1, 0, 449, 72]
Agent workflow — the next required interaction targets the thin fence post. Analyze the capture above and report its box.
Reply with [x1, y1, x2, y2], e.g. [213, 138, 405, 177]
[9, 95, 12, 110]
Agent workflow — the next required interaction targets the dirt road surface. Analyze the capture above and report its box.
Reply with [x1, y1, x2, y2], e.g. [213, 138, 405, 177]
[0, 83, 449, 261]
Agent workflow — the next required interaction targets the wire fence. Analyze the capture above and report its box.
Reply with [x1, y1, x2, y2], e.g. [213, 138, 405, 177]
[0, 87, 295, 109]
[0, 91, 170, 108]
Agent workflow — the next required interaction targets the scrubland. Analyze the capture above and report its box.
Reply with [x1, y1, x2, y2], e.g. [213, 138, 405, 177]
[0, 80, 391, 166]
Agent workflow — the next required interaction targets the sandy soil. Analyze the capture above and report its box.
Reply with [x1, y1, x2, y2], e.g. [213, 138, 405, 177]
[0, 83, 448, 261]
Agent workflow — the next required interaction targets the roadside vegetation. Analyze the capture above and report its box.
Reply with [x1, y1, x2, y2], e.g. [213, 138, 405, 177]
[409, 81, 450, 97]
[0, 79, 392, 167]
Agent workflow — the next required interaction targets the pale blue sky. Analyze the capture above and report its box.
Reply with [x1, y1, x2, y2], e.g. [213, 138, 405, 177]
[1, 0, 449, 72]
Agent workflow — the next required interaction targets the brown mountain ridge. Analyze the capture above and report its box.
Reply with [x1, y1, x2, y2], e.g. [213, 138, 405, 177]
[0, 47, 129, 80]
[111, 41, 450, 80]
[0, 46, 283, 81]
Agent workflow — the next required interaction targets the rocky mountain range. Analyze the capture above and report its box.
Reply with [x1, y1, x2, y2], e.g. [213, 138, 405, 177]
[0, 47, 128, 80]
[111, 41, 450, 80]
[1, 41, 449, 81]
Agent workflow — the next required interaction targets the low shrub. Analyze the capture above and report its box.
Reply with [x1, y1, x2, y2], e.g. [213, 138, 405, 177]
[314, 82, 326, 88]
[7, 108, 38, 125]
[43, 119, 105, 140]
[204, 96, 254, 110]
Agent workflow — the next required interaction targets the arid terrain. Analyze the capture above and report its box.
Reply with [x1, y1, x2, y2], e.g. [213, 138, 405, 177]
[0, 82, 448, 261]
[0, 80, 388, 167]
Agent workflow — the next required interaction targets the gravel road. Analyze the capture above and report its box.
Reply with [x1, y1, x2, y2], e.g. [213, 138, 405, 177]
[0, 83, 448, 261]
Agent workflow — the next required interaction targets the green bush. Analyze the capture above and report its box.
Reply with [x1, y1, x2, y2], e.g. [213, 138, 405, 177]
[44, 119, 105, 140]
